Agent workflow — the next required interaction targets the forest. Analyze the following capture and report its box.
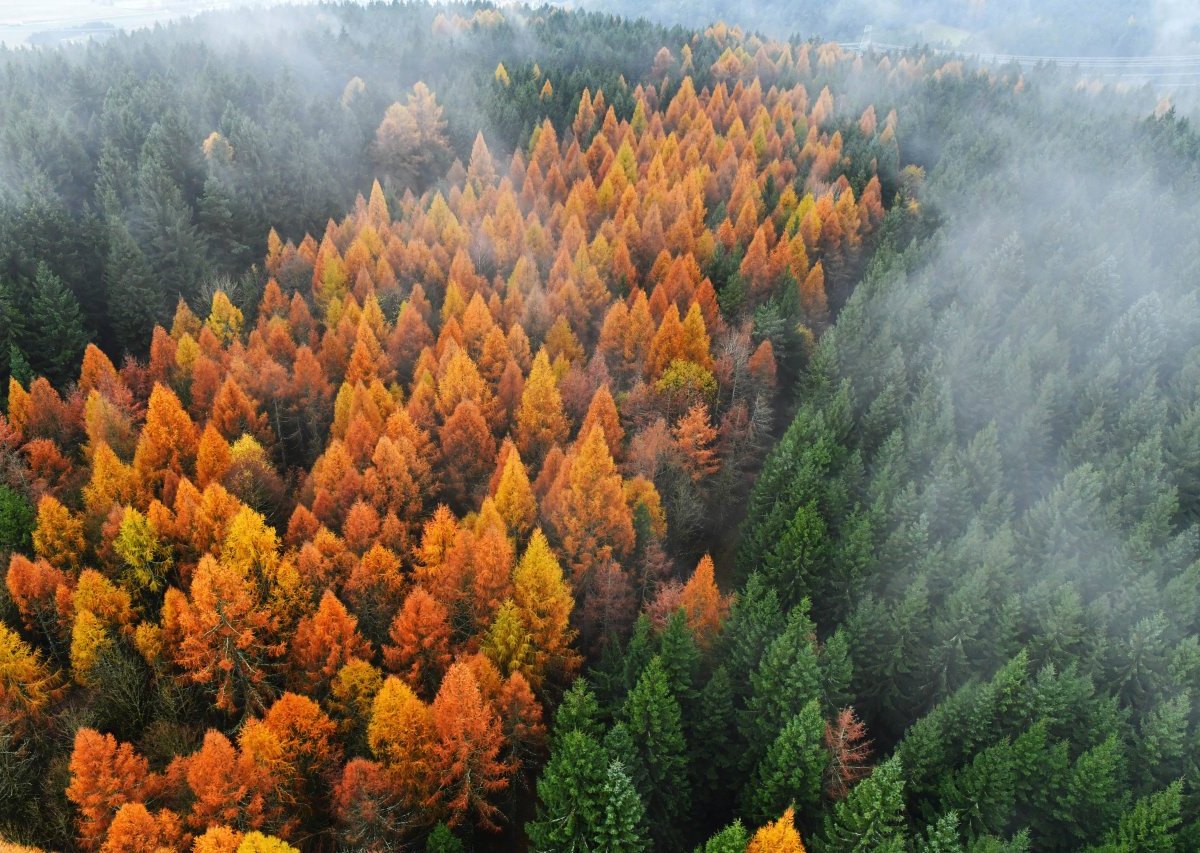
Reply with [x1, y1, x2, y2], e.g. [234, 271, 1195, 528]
[1, 2, 1198, 852]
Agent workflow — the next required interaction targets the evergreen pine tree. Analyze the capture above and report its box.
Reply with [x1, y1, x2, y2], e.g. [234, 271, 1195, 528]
[104, 220, 160, 356]
[594, 759, 650, 852]
[554, 678, 604, 743]
[937, 739, 1017, 839]
[132, 152, 207, 303]
[0, 279, 19, 381]
[0, 484, 34, 553]
[740, 604, 822, 772]
[658, 609, 701, 713]
[1090, 782, 1182, 853]
[818, 628, 854, 714]
[198, 172, 251, 273]
[28, 262, 88, 386]
[621, 656, 692, 848]
[527, 730, 610, 851]
[743, 699, 828, 825]
[691, 666, 738, 816]
[1057, 735, 1129, 847]
[916, 812, 965, 853]
[7, 344, 32, 386]
[719, 572, 785, 704]
[814, 757, 907, 853]
[699, 821, 751, 853]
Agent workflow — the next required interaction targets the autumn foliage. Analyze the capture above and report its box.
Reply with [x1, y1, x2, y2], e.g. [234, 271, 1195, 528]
[0, 29, 892, 848]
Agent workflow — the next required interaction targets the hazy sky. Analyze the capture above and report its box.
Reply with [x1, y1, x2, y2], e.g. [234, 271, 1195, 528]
[0, 0, 322, 47]
[6, 0, 1200, 60]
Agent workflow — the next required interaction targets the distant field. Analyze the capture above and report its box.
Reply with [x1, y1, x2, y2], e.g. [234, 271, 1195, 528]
[914, 20, 973, 47]
[0, 0, 318, 47]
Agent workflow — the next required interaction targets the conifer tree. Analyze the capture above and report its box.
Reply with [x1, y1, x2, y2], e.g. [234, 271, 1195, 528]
[527, 729, 610, 850]
[513, 527, 580, 687]
[0, 484, 34, 554]
[516, 349, 570, 466]
[493, 445, 537, 537]
[748, 807, 806, 853]
[740, 604, 822, 772]
[1095, 782, 1182, 853]
[105, 221, 160, 355]
[743, 699, 828, 824]
[561, 424, 635, 579]
[553, 678, 604, 743]
[813, 757, 907, 853]
[692, 666, 738, 813]
[428, 662, 511, 831]
[594, 759, 650, 852]
[620, 656, 691, 848]
[701, 821, 751, 853]
[28, 263, 88, 387]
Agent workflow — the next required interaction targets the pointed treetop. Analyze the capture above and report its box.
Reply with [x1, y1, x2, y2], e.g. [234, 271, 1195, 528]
[368, 179, 390, 225]
[748, 808, 805, 853]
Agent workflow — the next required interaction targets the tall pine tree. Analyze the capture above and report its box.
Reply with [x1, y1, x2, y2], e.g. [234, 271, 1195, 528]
[28, 262, 88, 386]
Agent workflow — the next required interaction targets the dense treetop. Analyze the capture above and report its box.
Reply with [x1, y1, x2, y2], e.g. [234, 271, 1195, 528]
[0, 16, 903, 849]
[2, 2, 1199, 851]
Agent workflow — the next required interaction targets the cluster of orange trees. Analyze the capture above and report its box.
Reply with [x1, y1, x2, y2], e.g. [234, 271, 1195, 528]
[1, 42, 892, 849]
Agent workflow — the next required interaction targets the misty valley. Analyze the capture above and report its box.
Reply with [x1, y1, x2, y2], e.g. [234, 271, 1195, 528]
[0, 2, 1199, 852]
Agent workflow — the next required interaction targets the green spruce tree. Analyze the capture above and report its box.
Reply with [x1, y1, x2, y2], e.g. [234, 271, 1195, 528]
[621, 656, 692, 849]
[743, 699, 828, 825]
[814, 756, 907, 853]
[594, 760, 650, 852]
[28, 262, 88, 387]
[698, 820, 750, 853]
[740, 603, 822, 772]
[527, 730, 610, 851]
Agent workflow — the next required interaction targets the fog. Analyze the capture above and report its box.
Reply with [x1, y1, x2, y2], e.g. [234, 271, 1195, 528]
[554, 0, 1200, 59]
[0, 0, 324, 47]
[800, 54, 1200, 739]
[10, 0, 1200, 59]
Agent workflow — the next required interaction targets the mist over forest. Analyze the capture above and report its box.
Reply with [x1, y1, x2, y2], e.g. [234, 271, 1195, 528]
[555, 0, 1200, 56]
[1, 2, 1198, 852]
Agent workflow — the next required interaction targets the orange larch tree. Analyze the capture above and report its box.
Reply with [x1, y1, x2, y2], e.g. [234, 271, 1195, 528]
[382, 586, 453, 699]
[576, 384, 624, 458]
[5, 554, 69, 639]
[181, 730, 249, 831]
[132, 384, 198, 502]
[209, 374, 272, 445]
[288, 589, 372, 696]
[165, 554, 282, 716]
[748, 807, 806, 853]
[646, 304, 687, 379]
[559, 424, 635, 585]
[673, 403, 721, 482]
[440, 399, 496, 508]
[99, 802, 183, 853]
[515, 349, 569, 465]
[196, 423, 233, 488]
[427, 661, 511, 832]
[678, 553, 728, 648]
[66, 729, 151, 852]
[342, 543, 407, 647]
